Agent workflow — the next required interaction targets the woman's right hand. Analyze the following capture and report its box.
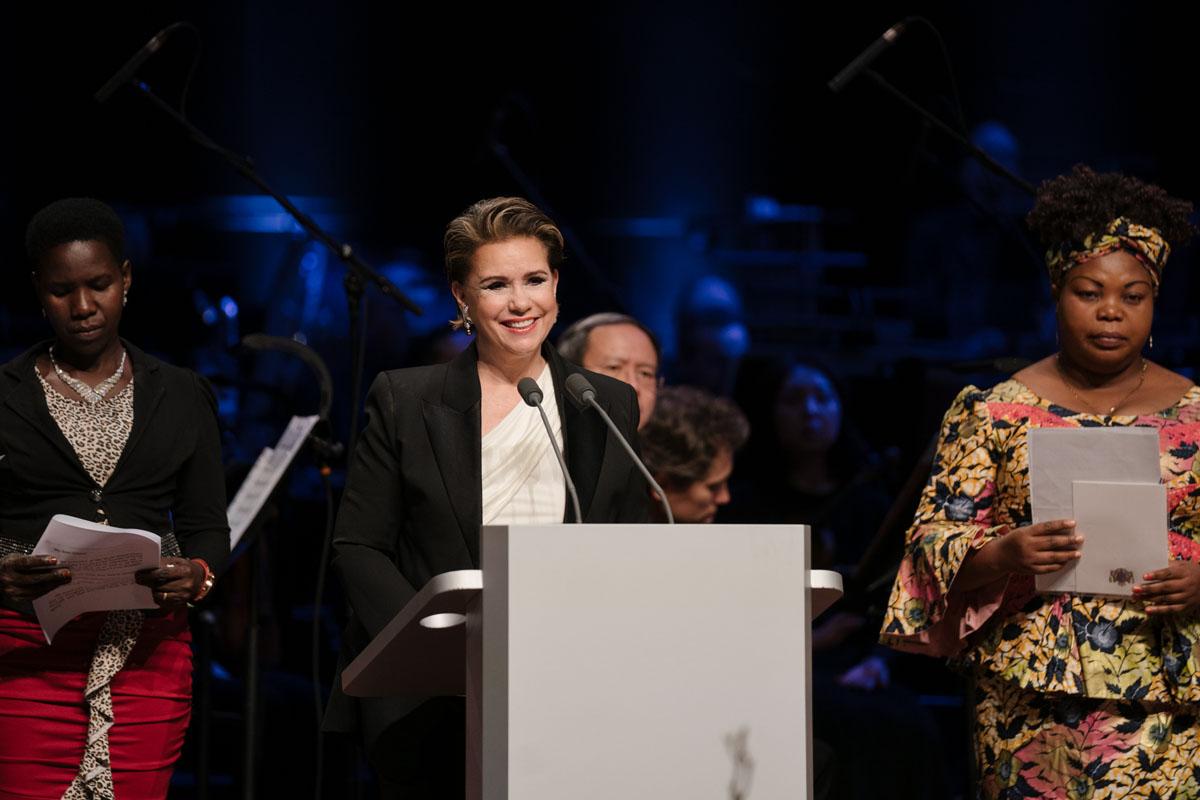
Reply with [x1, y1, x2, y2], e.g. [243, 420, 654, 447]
[989, 519, 1081, 575]
[0, 555, 71, 602]
[956, 519, 1081, 593]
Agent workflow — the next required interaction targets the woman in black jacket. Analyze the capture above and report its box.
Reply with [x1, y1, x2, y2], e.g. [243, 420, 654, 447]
[0, 198, 228, 800]
[325, 197, 648, 798]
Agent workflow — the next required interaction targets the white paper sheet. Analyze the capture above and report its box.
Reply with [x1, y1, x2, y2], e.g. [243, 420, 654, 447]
[1071, 481, 1168, 596]
[31, 514, 161, 644]
[1028, 427, 1161, 592]
[226, 415, 319, 549]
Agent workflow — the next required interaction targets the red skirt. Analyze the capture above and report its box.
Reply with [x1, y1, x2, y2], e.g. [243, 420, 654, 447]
[0, 608, 192, 800]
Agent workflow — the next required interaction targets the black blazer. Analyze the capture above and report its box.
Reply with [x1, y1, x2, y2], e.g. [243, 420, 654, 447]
[0, 340, 230, 613]
[325, 341, 649, 750]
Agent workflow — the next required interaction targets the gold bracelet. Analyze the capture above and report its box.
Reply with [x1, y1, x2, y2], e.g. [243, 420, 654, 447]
[190, 558, 215, 603]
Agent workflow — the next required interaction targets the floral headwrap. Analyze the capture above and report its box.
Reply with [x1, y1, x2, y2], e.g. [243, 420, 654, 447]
[1045, 217, 1169, 294]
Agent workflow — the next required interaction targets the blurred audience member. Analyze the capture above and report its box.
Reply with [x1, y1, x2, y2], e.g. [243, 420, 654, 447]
[671, 275, 749, 397]
[640, 385, 748, 523]
[730, 361, 891, 570]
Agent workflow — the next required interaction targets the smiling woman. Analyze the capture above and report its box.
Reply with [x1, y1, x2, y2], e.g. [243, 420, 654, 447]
[880, 167, 1200, 799]
[0, 198, 228, 799]
[324, 196, 650, 798]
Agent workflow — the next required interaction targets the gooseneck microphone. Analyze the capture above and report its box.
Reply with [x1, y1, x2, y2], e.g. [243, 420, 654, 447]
[564, 373, 674, 524]
[827, 20, 908, 93]
[95, 23, 186, 104]
[518, 378, 583, 524]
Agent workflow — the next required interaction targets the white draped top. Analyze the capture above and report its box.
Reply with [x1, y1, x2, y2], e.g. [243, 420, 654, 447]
[481, 364, 567, 526]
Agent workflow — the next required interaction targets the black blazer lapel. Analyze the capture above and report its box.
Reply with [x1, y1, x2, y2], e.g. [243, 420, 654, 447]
[547, 345, 606, 522]
[0, 345, 87, 477]
[422, 343, 483, 565]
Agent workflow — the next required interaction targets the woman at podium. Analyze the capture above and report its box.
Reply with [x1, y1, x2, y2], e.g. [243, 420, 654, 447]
[0, 198, 228, 799]
[881, 166, 1200, 798]
[325, 196, 649, 797]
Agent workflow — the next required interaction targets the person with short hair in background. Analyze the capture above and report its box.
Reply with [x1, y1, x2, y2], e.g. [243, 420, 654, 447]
[557, 311, 661, 428]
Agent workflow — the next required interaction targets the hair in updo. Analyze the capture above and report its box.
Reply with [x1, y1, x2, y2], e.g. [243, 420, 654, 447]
[1025, 165, 1194, 254]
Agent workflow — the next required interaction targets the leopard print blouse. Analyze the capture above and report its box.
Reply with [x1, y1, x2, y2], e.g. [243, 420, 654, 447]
[38, 367, 138, 800]
[37, 371, 133, 487]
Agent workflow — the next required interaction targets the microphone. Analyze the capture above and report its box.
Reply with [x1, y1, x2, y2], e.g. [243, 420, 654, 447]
[518, 378, 583, 524]
[95, 25, 180, 104]
[564, 373, 674, 524]
[827, 20, 908, 93]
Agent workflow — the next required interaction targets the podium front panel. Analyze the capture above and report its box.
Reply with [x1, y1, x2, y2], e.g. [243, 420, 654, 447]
[481, 523, 812, 800]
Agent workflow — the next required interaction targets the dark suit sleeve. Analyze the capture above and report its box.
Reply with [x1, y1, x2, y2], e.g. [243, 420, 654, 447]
[331, 373, 417, 640]
[616, 381, 651, 524]
[174, 373, 232, 571]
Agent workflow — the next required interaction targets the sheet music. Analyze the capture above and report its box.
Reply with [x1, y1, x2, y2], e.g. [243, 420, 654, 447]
[227, 415, 320, 548]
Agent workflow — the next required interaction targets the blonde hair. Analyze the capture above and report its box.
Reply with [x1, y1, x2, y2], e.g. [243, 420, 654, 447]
[443, 197, 565, 329]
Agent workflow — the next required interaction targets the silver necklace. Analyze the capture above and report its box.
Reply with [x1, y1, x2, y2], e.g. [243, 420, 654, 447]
[48, 346, 127, 405]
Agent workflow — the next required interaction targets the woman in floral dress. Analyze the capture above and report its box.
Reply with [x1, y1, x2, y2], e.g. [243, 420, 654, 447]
[882, 165, 1200, 799]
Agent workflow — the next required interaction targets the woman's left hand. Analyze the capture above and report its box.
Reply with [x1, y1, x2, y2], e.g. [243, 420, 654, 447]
[135, 557, 203, 609]
[1134, 560, 1200, 615]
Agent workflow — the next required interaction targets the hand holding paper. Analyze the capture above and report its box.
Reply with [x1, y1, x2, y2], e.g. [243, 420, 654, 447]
[1028, 428, 1167, 595]
[992, 519, 1082, 575]
[134, 556, 204, 609]
[1135, 561, 1200, 615]
[955, 519, 1080, 593]
[32, 514, 162, 643]
[0, 554, 72, 603]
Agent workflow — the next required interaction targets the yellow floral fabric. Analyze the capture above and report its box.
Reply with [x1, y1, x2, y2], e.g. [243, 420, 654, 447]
[975, 674, 1200, 799]
[881, 380, 1200, 798]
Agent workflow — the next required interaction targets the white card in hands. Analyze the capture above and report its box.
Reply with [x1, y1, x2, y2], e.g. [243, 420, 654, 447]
[1068, 481, 1168, 597]
[1029, 427, 1161, 593]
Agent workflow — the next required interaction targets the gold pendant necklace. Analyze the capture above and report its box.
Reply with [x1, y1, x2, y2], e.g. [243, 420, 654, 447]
[1055, 355, 1148, 416]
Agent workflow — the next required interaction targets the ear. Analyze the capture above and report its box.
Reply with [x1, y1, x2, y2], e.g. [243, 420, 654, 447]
[121, 260, 133, 294]
[450, 281, 466, 310]
[551, 269, 559, 296]
[1049, 282, 1060, 302]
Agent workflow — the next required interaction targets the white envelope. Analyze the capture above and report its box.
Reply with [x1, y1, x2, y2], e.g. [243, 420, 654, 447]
[1069, 481, 1169, 597]
[1028, 427, 1161, 593]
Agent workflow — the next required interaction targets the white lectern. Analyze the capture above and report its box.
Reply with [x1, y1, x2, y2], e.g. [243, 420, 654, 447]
[342, 524, 842, 800]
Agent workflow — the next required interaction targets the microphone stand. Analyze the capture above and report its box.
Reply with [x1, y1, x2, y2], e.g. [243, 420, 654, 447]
[114, 78, 423, 456]
[855, 68, 1035, 198]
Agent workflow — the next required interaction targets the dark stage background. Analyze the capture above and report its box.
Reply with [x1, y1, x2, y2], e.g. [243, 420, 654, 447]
[2, 2, 1196, 796]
